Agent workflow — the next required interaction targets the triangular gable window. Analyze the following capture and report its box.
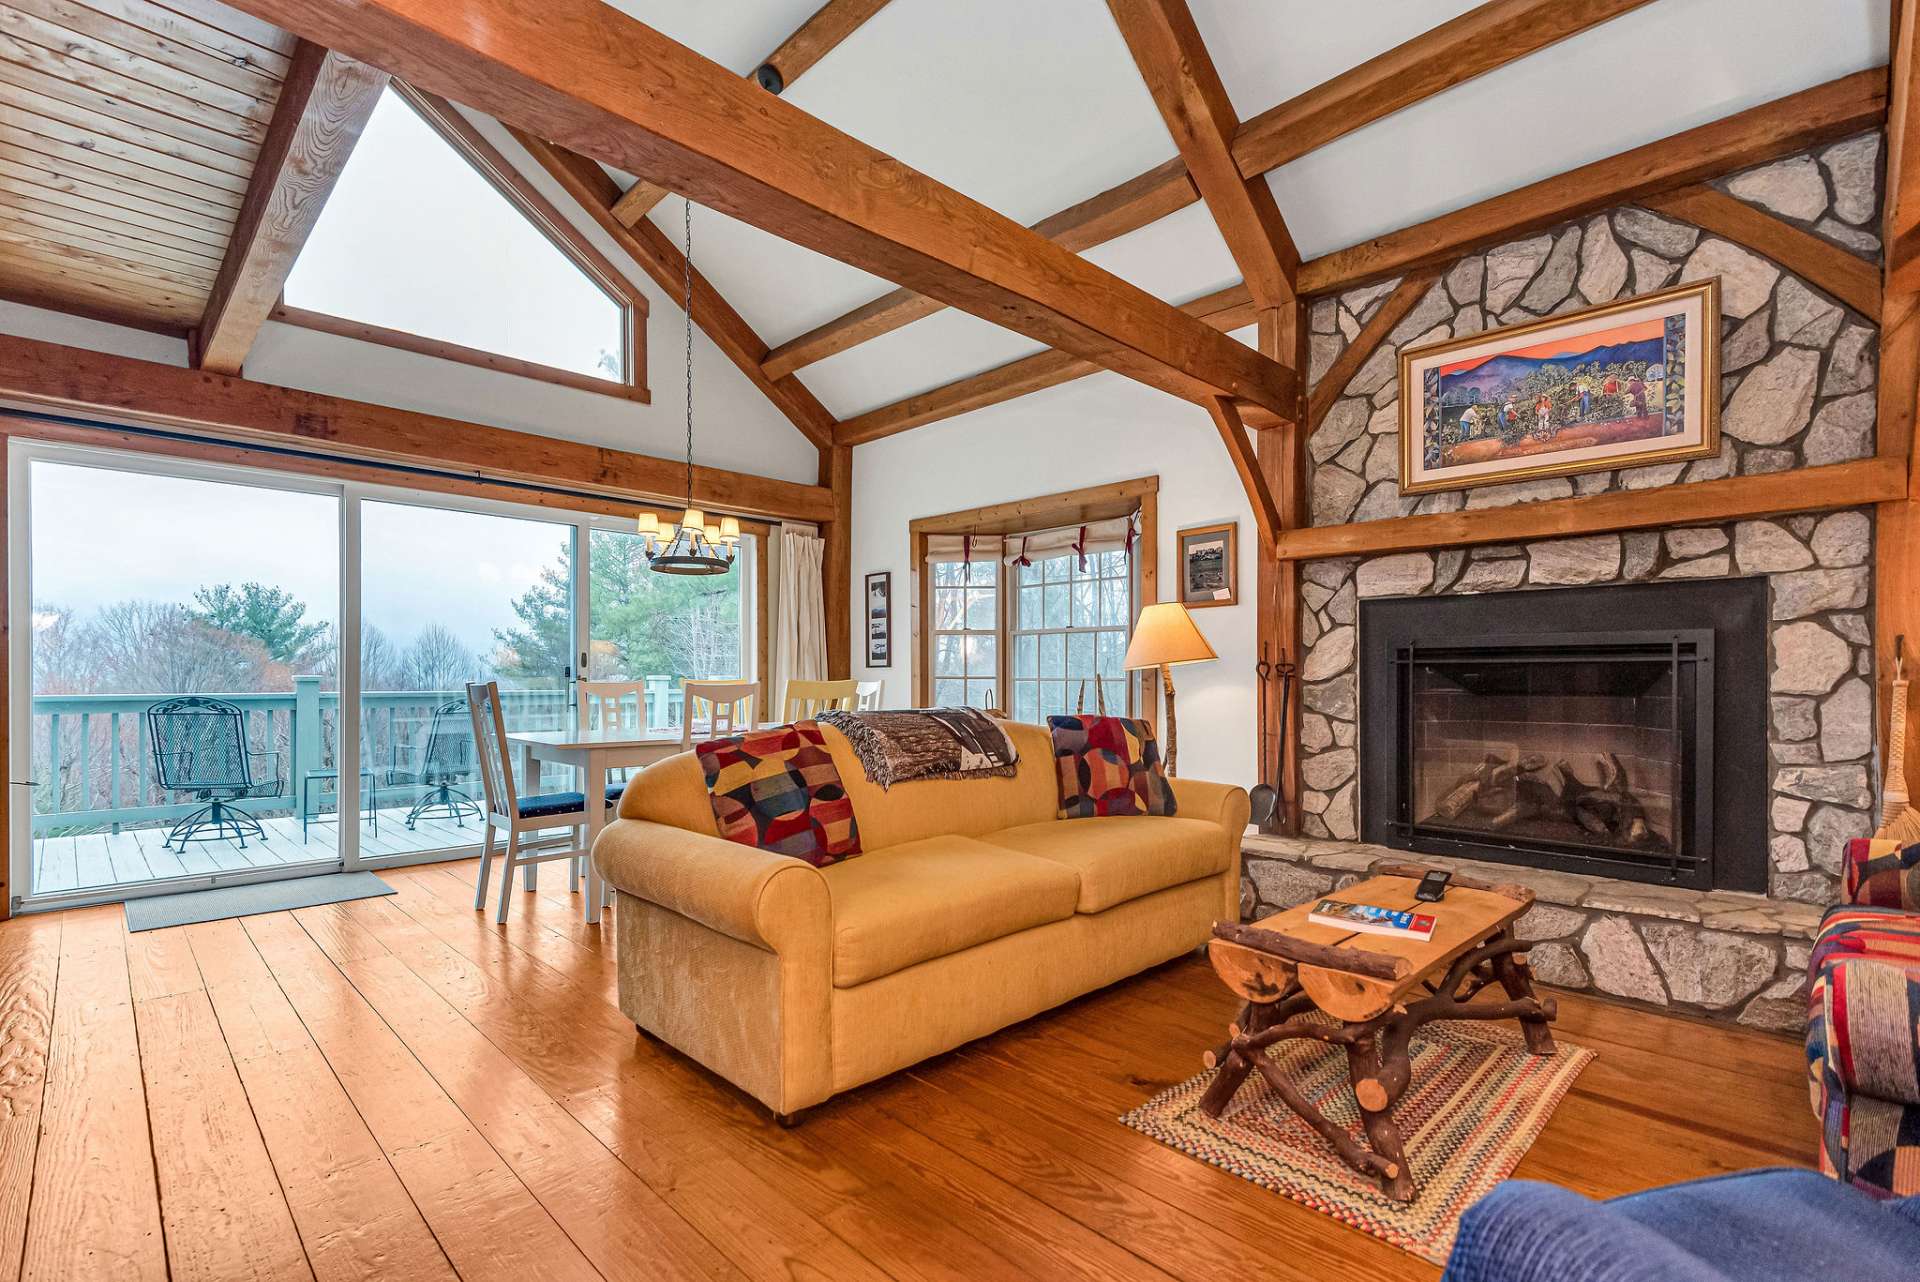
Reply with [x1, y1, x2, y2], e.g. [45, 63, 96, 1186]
[283, 84, 645, 399]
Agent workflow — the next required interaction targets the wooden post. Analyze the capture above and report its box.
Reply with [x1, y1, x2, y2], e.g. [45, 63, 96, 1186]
[820, 444, 853, 679]
[1256, 304, 1307, 834]
[1878, 0, 1920, 805]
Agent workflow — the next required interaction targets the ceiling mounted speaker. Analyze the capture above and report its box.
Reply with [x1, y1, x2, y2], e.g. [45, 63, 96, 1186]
[754, 64, 784, 94]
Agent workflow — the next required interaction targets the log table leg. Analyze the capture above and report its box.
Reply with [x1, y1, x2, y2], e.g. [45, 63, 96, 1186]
[1492, 928, 1557, 1055]
[1346, 1038, 1416, 1203]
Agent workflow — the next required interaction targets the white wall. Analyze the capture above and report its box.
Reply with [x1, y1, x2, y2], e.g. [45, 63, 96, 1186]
[849, 358, 1265, 792]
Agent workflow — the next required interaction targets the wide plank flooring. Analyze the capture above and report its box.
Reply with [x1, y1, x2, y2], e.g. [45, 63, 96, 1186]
[0, 858, 1817, 1281]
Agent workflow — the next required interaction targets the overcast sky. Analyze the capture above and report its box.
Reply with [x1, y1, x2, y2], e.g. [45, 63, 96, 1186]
[283, 87, 624, 381]
[31, 462, 570, 667]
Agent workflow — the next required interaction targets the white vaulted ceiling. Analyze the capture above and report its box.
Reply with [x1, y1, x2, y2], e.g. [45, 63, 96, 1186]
[563, 0, 1890, 431]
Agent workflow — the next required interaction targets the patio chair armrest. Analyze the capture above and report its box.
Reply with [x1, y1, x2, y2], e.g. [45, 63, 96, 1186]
[245, 748, 283, 793]
[1844, 837, 1920, 909]
[592, 818, 830, 953]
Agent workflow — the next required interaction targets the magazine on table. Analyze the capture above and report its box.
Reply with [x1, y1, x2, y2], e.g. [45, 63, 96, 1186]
[1307, 898, 1436, 941]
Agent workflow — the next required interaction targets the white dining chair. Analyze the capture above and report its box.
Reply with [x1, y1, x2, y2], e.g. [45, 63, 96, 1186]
[782, 678, 858, 722]
[579, 680, 649, 733]
[466, 681, 615, 923]
[680, 679, 759, 747]
[855, 680, 884, 710]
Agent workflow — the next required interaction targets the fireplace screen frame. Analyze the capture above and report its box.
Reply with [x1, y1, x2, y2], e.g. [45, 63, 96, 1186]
[1390, 629, 1715, 888]
[1355, 578, 1770, 896]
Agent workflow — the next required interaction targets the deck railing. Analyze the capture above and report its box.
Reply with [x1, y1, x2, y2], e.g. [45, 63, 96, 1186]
[29, 675, 687, 835]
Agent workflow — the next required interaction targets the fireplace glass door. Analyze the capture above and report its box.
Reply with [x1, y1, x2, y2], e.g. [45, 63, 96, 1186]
[1397, 633, 1711, 883]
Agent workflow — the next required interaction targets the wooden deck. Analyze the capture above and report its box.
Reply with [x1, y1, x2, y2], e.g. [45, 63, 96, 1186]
[29, 804, 497, 897]
[0, 859, 1816, 1281]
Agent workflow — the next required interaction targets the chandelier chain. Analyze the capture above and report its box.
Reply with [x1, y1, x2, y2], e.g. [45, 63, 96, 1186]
[683, 198, 694, 507]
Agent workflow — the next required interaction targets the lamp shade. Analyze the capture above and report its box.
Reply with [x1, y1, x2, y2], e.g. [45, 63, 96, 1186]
[1123, 602, 1218, 670]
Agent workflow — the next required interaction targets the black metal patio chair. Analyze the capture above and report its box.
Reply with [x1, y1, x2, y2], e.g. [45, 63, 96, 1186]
[147, 696, 281, 850]
[393, 697, 482, 829]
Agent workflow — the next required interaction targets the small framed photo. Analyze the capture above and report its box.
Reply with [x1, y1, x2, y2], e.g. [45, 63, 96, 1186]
[1177, 522, 1237, 609]
[1399, 278, 1720, 495]
[864, 571, 892, 666]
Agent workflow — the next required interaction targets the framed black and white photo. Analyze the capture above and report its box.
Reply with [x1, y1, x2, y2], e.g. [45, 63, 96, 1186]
[1177, 522, 1237, 609]
[865, 571, 892, 666]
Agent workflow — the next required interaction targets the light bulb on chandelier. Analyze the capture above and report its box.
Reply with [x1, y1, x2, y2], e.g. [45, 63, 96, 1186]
[640, 200, 735, 577]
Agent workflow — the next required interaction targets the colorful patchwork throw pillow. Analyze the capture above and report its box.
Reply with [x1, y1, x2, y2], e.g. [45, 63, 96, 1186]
[1048, 715, 1176, 819]
[695, 721, 861, 866]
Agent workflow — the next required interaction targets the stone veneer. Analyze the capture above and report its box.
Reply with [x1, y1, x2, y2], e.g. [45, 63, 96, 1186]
[1249, 136, 1887, 1028]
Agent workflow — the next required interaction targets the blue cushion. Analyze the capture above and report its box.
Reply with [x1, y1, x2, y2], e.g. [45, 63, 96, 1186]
[1443, 1169, 1920, 1282]
[606, 782, 626, 804]
[516, 791, 587, 819]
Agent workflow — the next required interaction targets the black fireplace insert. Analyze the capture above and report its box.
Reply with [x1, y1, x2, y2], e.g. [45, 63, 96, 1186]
[1357, 579, 1768, 892]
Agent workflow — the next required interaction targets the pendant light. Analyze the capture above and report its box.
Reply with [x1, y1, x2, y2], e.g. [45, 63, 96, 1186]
[640, 199, 737, 576]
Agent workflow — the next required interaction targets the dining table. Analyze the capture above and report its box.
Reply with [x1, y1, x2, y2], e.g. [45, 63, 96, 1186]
[503, 725, 686, 922]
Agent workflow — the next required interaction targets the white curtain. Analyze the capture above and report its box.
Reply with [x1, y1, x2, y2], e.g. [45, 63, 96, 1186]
[1000, 516, 1134, 564]
[775, 525, 827, 711]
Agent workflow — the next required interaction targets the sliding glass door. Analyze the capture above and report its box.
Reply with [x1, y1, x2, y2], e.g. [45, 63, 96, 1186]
[16, 453, 342, 900]
[358, 498, 576, 857]
[7, 440, 763, 911]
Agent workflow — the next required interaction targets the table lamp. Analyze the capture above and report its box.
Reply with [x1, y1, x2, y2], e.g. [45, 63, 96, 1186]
[1123, 602, 1217, 775]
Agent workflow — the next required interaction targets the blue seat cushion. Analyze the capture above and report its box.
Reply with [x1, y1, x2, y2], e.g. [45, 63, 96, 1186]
[516, 791, 587, 819]
[515, 788, 622, 820]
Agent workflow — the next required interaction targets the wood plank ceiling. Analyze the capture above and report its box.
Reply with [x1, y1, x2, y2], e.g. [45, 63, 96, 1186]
[0, 0, 296, 330]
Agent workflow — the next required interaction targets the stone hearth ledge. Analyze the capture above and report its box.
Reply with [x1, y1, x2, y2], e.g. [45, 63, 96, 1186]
[1240, 834, 1824, 1032]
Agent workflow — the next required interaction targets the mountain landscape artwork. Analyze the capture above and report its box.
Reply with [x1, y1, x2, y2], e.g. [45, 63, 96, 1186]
[1398, 280, 1719, 496]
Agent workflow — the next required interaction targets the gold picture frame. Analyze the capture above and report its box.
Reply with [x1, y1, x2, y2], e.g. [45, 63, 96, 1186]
[1177, 521, 1237, 609]
[1397, 278, 1720, 496]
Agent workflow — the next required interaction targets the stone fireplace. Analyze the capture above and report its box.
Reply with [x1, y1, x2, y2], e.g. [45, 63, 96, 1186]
[1356, 579, 1770, 893]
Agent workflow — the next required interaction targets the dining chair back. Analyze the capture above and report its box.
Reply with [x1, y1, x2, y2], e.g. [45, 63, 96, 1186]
[681, 680, 759, 747]
[579, 681, 648, 733]
[855, 680, 885, 710]
[783, 678, 858, 722]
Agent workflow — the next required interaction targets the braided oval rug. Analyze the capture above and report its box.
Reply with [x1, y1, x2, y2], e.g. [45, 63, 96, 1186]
[1121, 1020, 1594, 1264]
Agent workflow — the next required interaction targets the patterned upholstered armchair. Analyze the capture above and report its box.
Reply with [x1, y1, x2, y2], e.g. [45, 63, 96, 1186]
[1806, 839, 1920, 1197]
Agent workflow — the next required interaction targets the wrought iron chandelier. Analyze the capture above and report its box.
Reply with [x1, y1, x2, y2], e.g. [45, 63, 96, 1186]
[639, 200, 737, 576]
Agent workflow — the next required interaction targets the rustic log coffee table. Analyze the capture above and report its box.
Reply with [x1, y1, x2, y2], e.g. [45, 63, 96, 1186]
[1199, 863, 1558, 1202]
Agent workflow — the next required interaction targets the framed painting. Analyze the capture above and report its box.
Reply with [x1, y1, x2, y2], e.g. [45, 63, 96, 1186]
[865, 571, 892, 667]
[1177, 521, 1237, 609]
[1398, 278, 1719, 495]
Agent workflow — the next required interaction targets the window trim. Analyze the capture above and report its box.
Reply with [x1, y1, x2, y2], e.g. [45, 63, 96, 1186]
[277, 80, 649, 403]
[909, 477, 1159, 720]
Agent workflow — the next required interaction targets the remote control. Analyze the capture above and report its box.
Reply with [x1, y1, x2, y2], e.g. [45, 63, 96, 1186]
[1415, 869, 1452, 902]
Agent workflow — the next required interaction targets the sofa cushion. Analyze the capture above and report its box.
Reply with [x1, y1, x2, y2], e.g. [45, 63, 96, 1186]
[822, 835, 1079, 987]
[978, 815, 1228, 913]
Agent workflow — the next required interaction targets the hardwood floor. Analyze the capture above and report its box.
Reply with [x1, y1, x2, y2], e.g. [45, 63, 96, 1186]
[0, 858, 1816, 1281]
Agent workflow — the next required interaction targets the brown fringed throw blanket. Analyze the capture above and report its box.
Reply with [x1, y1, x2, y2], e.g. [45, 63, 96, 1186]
[816, 707, 1019, 790]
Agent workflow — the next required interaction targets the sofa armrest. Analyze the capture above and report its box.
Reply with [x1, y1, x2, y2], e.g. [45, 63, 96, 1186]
[1844, 837, 1920, 910]
[1169, 777, 1251, 835]
[592, 818, 830, 952]
[1819, 955, 1920, 1107]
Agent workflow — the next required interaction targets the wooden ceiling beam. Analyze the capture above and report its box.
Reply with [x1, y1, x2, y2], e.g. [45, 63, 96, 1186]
[607, 0, 896, 231]
[0, 333, 834, 521]
[512, 132, 838, 451]
[218, 0, 1297, 419]
[755, 0, 893, 93]
[1108, 0, 1298, 308]
[1230, 0, 1658, 178]
[1299, 68, 1888, 296]
[834, 282, 1259, 446]
[1640, 184, 1881, 320]
[193, 40, 385, 374]
[759, 0, 1661, 380]
[761, 158, 1198, 379]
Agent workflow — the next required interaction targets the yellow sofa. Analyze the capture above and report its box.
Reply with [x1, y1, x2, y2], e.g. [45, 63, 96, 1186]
[592, 719, 1249, 1118]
